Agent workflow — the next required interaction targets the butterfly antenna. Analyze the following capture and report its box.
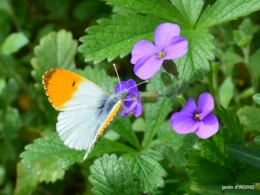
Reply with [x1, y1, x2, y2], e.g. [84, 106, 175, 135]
[127, 80, 149, 91]
[113, 63, 122, 91]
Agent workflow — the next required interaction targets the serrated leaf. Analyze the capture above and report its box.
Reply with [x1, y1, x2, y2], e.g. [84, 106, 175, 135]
[227, 144, 260, 168]
[87, 138, 136, 160]
[253, 93, 260, 105]
[89, 154, 138, 195]
[75, 66, 114, 94]
[79, 14, 164, 63]
[219, 77, 234, 108]
[20, 132, 85, 169]
[1, 32, 28, 55]
[15, 157, 65, 195]
[31, 30, 77, 82]
[14, 162, 38, 195]
[142, 70, 174, 147]
[103, 0, 186, 26]
[237, 165, 260, 184]
[109, 117, 141, 150]
[187, 151, 233, 184]
[37, 156, 65, 183]
[124, 150, 167, 193]
[197, 0, 260, 28]
[175, 28, 214, 83]
[237, 106, 260, 131]
[191, 185, 260, 195]
[215, 106, 243, 139]
[169, 0, 204, 27]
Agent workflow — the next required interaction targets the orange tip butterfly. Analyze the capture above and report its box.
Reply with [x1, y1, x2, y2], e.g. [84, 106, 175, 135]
[42, 68, 128, 160]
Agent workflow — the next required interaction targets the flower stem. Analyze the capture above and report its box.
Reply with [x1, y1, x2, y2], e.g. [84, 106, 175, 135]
[174, 94, 186, 106]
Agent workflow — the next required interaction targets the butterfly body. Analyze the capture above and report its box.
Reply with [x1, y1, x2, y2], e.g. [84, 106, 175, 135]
[42, 69, 128, 159]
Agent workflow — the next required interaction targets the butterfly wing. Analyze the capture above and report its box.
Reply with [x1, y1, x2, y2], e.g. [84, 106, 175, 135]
[42, 69, 122, 159]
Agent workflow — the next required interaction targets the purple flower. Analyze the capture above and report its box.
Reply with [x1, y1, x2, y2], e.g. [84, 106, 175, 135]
[170, 92, 219, 139]
[131, 23, 188, 80]
[115, 79, 142, 117]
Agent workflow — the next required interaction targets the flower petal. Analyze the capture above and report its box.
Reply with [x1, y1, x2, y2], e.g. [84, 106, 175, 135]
[126, 79, 138, 95]
[131, 40, 158, 64]
[164, 36, 188, 60]
[195, 113, 219, 139]
[134, 55, 163, 80]
[115, 81, 127, 93]
[170, 111, 199, 134]
[154, 23, 180, 51]
[133, 103, 142, 117]
[182, 97, 197, 114]
[197, 92, 214, 120]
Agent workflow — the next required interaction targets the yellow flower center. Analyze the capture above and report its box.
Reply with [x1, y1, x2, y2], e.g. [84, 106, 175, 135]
[158, 51, 165, 59]
[194, 113, 200, 121]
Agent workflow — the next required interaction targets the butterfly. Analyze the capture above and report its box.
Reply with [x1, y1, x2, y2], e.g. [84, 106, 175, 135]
[42, 69, 128, 159]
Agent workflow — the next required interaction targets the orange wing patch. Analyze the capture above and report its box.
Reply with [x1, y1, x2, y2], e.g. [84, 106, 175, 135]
[42, 69, 86, 110]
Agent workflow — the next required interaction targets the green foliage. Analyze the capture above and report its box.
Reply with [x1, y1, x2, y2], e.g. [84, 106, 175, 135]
[175, 28, 214, 83]
[227, 144, 260, 168]
[31, 30, 77, 82]
[103, 0, 185, 25]
[89, 154, 138, 195]
[142, 70, 175, 147]
[219, 77, 234, 108]
[109, 117, 141, 150]
[123, 149, 167, 193]
[1, 32, 28, 55]
[79, 14, 164, 63]
[197, 0, 260, 28]
[253, 93, 260, 105]
[237, 106, 260, 131]
[20, 133, 85, 169]
[1, 0, 260, 194]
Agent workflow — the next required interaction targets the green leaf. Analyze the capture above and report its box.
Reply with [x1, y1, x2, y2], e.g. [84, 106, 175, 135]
[219, 77, 234, 108]
[215, 106, 243, 139]
[75, 66, 114, 94]
[221, 48, 244, 76]
[2, 107, 22, 141]
[124, 150, 167, 193]
[253, 93, 260, 105]
[227, 144, 260, 168]
[79, 14, 164, 63]
[87, 138, 136, 160]
[234, 30, 251, 47]
[37, 156, 65, 183]
[103, 0, 186, 26]
[15, 157, 65, 195]
[1, 32, 28, 55]
[250, 49, 260, 83]
[175, 28, 214, 83]
[109, 117, 141, 150]
[14, 162, 38, 195]
[187, 150, 233, 184]
[31, 30, 77, 82]
[169, 0, 204, 28]
[236, 165, 260, 184]
[191, 185, 260, 195]
[197, 0, 260, 28]
[255, 136, 260, 145]
[237, 106, 260, 131]
[89, 154, 138, 195]
[142, 70, 174, 147]
[20, 132, 85, 169]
